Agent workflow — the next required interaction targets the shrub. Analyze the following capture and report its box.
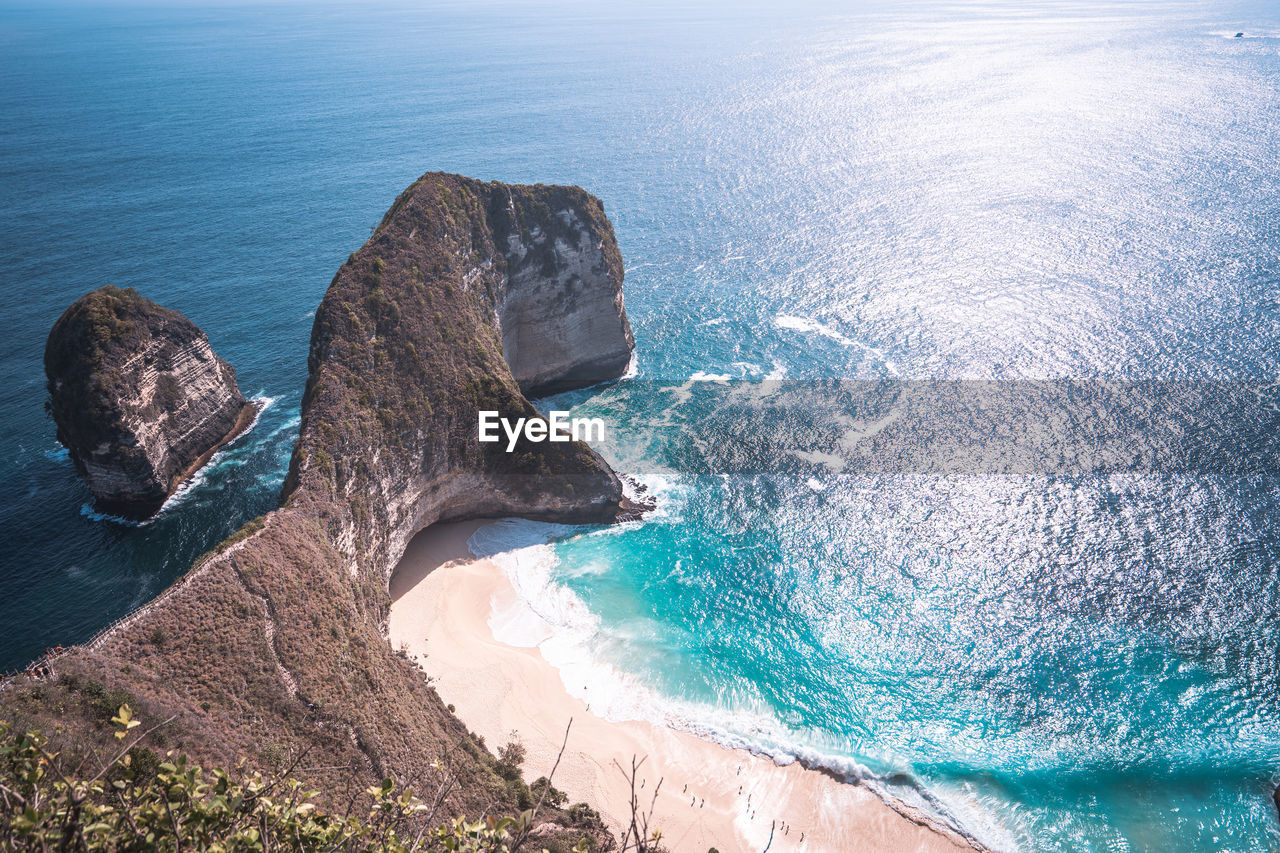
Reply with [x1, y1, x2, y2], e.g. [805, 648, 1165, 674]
[530, 776, 566, 809]
[0, 708, 589, 853]
[495, 734, 526, 782]
[77, 679, 136, 725]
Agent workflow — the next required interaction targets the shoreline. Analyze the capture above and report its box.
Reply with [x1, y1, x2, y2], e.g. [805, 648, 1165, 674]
[79, 396, 272, 527]
[388, 521, 982, 853]
[167, 396, 266, 496]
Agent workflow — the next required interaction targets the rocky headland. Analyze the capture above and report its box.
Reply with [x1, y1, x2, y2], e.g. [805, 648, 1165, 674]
[44, 285, 257, 520]
[4, 174, 636, 841]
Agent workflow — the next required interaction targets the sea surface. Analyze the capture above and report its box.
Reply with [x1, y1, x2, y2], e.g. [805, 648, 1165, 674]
[3, 1, 1280, 849]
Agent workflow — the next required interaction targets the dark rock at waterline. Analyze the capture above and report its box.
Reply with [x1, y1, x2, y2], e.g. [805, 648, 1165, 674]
[44, 285, 255, 519]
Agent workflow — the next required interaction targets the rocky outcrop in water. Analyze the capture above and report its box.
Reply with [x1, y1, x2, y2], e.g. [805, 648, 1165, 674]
[44, 285, 255, 520]
[6, 175, 636, 833]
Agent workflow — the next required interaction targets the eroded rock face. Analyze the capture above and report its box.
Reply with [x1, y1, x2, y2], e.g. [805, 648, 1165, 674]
[289, 173, 636, 582]
[45, 286, 254, 519]
[488, 184, 634, 396]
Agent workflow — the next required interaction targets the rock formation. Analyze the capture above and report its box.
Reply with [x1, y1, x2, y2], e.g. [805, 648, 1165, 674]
[288, 173, 636, 581]
[44, 285, 256, 520]
[5, 174, 635, 836]
[487, 183, 634, 396]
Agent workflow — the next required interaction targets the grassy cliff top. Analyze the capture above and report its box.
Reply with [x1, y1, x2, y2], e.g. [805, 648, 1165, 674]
[44, 285, 197, 383]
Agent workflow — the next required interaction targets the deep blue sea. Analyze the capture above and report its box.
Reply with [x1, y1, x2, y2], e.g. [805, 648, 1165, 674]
[4, 1, 1280, 849]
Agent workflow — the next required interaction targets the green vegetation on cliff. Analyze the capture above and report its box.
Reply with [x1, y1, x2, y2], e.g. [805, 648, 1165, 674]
[288, 172, 627, 526]
[0, 709, 602, 852]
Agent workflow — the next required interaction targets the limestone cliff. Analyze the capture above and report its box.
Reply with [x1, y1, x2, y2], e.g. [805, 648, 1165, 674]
[488, 183, 634, 396]
[44, 286, 255, 520]
[287, 173, 635, 583]
[5, 175, 634, 837]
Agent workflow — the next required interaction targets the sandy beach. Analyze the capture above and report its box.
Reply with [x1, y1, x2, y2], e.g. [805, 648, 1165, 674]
[388, 521, 978, 853]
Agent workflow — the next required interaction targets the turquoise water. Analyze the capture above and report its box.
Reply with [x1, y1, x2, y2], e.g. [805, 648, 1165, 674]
[4, 1, 1280, 849]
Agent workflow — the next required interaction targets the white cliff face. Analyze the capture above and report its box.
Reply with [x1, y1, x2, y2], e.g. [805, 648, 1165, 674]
[86, 333, 249, 507]
[45, 287, 253, 519]
[497, 206, 634, 397]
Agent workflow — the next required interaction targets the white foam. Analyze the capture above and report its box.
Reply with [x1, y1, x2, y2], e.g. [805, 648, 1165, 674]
[79, 502, 145, 527]
[267, 413, 303, 439]
[774, 314, 899, 375]
[467, 516, 574, 558]
[467, 520, 604, 663]
[82, 395, 277, 526]
[466, 514, 989, 847]
[663, 371, 731, 407]
[621, 351, 640, 380]
[158, 394, 275, 513]
[792, 448, 846, 473]
[834, 406, 904, 453]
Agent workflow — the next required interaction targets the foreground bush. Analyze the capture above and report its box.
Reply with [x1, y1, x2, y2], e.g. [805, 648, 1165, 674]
[0, 706, 585, 852]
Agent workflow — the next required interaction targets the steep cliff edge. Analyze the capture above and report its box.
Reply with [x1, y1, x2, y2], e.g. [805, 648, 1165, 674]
[286, 173, 634, 584]
[4, 175, 634, 838]
[44, 285, 255, 520]
[488, 183, 634, 396]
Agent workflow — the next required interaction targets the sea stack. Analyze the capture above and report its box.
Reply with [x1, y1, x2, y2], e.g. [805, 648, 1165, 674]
[11, 176, 637, 829]
[44, 285, 256, 519]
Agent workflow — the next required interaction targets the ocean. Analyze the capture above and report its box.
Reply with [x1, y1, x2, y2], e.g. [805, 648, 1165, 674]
[3, 1, 1280, 849]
